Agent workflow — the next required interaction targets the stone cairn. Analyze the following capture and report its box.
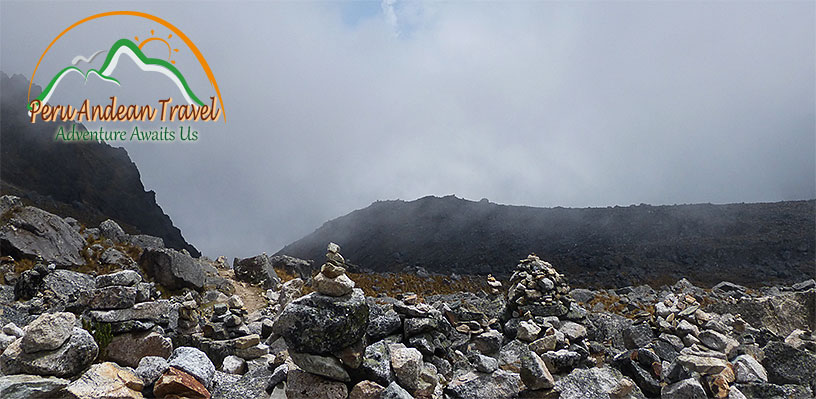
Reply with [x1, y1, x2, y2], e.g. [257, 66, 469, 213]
[487, 274, 502, 295]
[507, 254, 573, 319]
[272, 243, 370, 399]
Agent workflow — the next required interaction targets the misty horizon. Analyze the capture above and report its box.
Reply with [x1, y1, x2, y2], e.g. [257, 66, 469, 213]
[2, 1, 814, 259]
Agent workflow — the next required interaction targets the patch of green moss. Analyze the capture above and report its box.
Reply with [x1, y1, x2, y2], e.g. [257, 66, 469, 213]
[82, 319, 113, 351]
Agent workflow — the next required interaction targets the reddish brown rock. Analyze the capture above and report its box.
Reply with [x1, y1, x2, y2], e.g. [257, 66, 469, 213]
[153, 367, 210, 399]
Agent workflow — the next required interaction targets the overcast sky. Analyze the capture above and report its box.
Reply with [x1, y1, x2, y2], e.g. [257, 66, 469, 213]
[1, 1, 814, 259]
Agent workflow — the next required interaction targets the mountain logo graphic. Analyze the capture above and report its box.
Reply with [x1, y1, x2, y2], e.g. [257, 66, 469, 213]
[27, 11, 225, 124]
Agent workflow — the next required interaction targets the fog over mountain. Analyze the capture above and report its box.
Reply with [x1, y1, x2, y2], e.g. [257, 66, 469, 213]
[1, 1, 813, 259]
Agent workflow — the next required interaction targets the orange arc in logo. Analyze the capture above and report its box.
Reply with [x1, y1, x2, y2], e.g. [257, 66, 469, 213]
[27, 11, 226, 122]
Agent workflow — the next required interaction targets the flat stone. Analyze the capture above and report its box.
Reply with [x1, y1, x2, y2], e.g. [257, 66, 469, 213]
[233, 334, 260, 349]
[676, 354, 730, 375]
[95, 270, 142, 288]
[444, 370, 521, 399]
[0, 375, 69, 399]
[88, 286, 137, 310]
[290, 351, 350, 381]
[313, 273, 355, 296]
[103, 331, 172, 368]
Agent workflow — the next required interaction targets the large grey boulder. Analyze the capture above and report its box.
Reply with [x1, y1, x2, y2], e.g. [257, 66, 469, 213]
[444, 370, 520, 399]
[0, 374, 70, 399]
[233, 254, 281, 289]
[0, 206, 85, 267]
[290, 351, 350, 381]
[0, 327, 98, 377]
[273, 288, 369, 354]
[139, 247, 206, 290]
[367, 303, 402, 342]
[554, 366, 645, 399]
[761, 341, 816, 386]
[41, 269, 95, 304]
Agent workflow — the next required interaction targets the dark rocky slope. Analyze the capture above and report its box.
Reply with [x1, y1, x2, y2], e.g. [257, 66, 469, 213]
[278, 195, 815, 288]
[0, 72, 199, 256]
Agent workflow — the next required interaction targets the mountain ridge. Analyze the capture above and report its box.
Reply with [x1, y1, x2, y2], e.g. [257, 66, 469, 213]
[277, 195, 815, 288]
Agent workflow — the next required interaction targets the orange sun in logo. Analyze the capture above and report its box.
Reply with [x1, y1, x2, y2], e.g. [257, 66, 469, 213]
[134, 29, 180, 64]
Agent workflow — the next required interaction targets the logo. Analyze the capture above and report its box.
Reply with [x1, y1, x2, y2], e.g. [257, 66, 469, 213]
[27, 11, 225, 142]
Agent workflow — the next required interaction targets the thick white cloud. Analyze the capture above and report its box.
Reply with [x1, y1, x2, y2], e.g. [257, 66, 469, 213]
[1, 1, 813, 258]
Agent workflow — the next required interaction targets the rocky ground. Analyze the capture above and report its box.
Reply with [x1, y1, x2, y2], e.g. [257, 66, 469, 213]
[1, 195, 815, 399]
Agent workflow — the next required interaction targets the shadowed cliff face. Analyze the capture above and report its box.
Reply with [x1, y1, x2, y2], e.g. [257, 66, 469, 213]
[277, 195, 815, 288]
[0, 72, 199, 257]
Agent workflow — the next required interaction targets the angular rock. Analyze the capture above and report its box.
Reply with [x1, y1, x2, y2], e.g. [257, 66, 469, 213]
[661, 377, 707, 399]
[469, 353, 499, 373]
[623, 322, 654, 349]
[554, 366, 645, 399]
[221, 355, 247, 375]
[41, 269, 95, 303]
[66, 361, 144, 399]
[290, 351, 350, 381]
[698, 329, 739, 355]
[88, 286, 137, 310]
[233, 254, 281, 289]
[734, 354, 768, 383]
[470, 329, 503, 354]
[103, 331, 172, 368]
[273, 289, 369, 354]
[208, 364, 271, 399]
[390, 344, 423, 390]
[349, 380, 386, 399]
[0, 375, 69, 399]
[676, 354, 730, 375]
[168, 346, 216, 389]
[95, 270, 142, 288]
[154, 367, 210, 399]
[0, 327, 98, 377]
[0, 206, 85, 266]
[139, 248, 206, 290]
[560, 321, 587, 342]
[21, 312, 76, 353]
[367, 305, 402, 342]
[445, 370, 521, 399]
[99, 219, 127, 242]
[382, 381, 413, 399]
[404, 317, 438, 337]
[516, 320, 541, 342]
[286, 367, 348, 399]
[761, 341, 816, 386]
[359, 339, 395, 386]
[520, 350, 554, 390]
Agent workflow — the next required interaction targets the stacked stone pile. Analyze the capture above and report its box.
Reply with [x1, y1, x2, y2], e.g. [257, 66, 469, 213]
[507, 254, 573, 319]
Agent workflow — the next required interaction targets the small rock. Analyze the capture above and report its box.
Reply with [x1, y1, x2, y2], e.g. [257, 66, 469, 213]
[560, 321, 587, 342]
[469, 353, 499, 373]
[516, 320, 541, 342]
[135, 356, 170, 386]
[349, 380, 386, 399]
[221, 355, 247, 375]
[623, 322, 653, 349]
[103, 331, 172, 368]
[382, 381, 414, 399]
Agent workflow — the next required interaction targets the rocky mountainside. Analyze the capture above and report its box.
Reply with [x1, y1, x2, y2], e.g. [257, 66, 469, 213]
[0, 197, 815, 398]
[277, 196, 815, 288]
[0, 72, 199, 256]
